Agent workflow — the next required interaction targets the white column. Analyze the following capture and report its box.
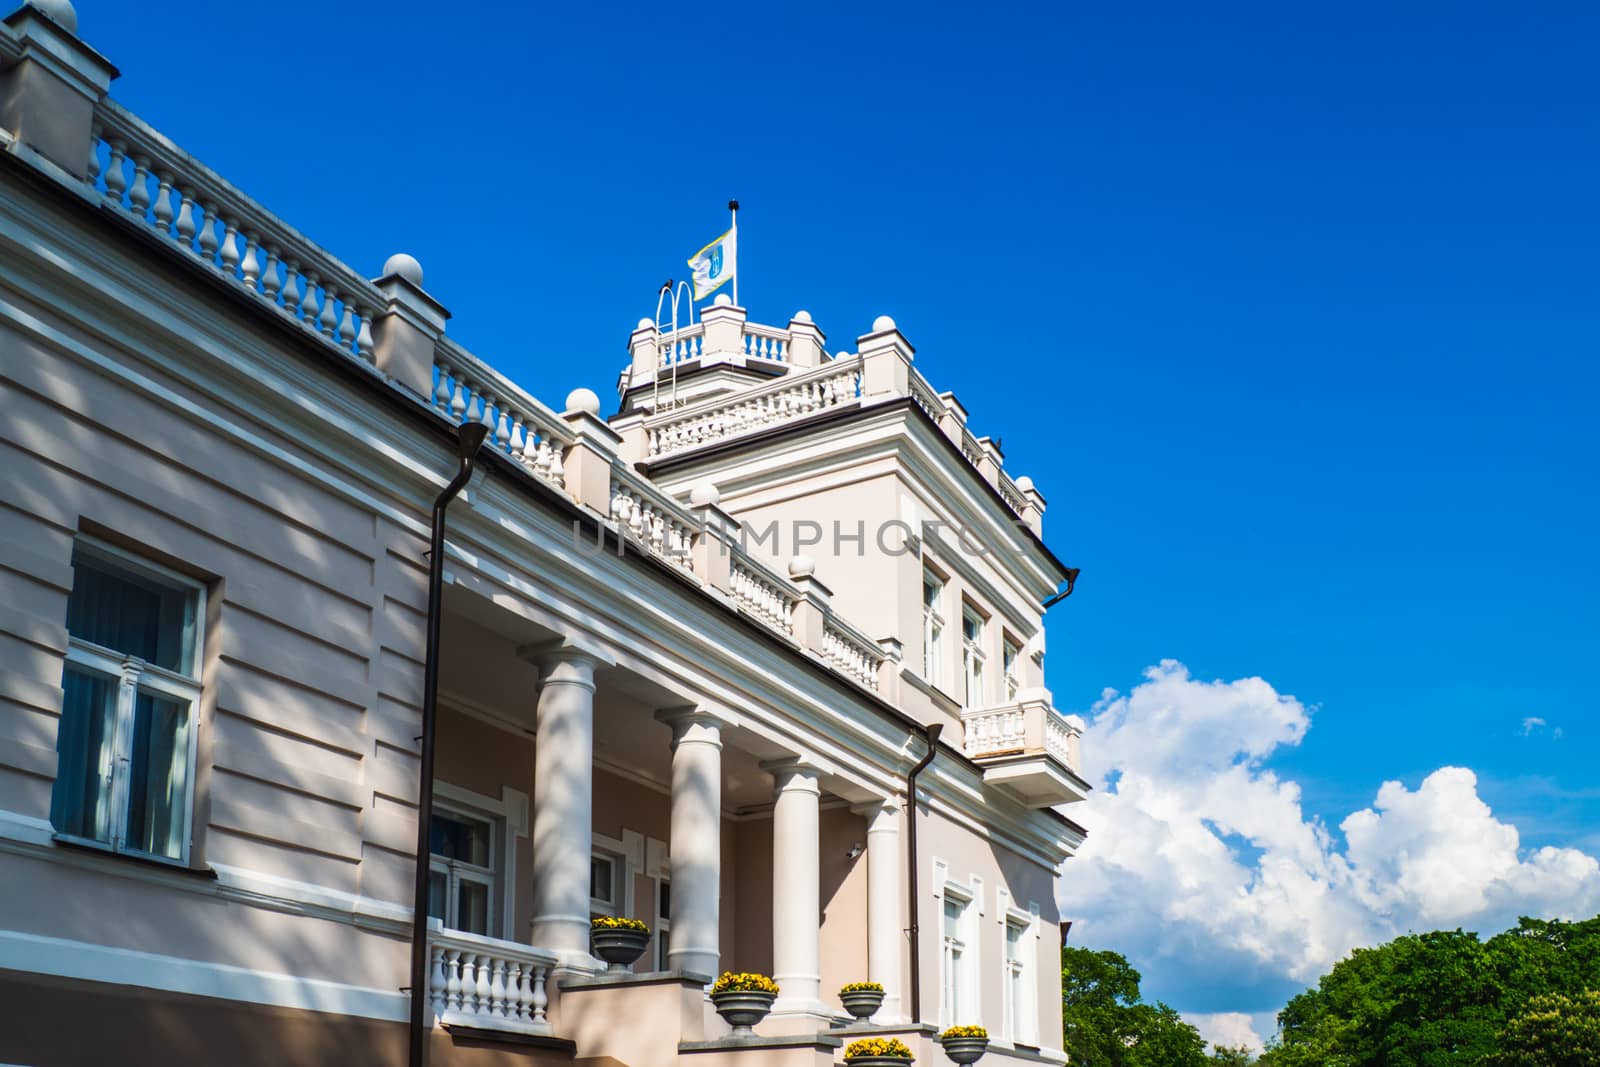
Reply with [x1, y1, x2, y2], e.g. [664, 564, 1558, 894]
[529, 649, 601, 967]
[766, 758, 824, 1018]
[655, 707, 724, 978]
[855, 797, 904, 1023]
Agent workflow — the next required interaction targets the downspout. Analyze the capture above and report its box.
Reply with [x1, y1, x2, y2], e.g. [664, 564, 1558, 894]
[904, 721, 944, 1024]
[408, 421, 489, 1067]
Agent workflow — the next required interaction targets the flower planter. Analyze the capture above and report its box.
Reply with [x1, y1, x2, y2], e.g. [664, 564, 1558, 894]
[845, 1058, 914, 1067]
[712, 990, 777, 1035]
[940, 1037, 990, 1065]
[590, 926, 651, 967]
[840, 987, 885, 1020]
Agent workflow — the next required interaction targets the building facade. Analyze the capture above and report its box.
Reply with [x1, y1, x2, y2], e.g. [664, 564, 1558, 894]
[0, 3, 1089, 1065]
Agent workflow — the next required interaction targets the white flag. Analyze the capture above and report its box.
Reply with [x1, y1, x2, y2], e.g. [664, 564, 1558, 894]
[687, 227, 737, 300]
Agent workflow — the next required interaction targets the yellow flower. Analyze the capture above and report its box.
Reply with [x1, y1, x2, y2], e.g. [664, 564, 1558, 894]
[845, 1037, 914, 1061]
[590, 915, 649, 932]
[841, 981, 885, 994]
[940, 1026, 988, 1040]
[712, 971, 780, 994]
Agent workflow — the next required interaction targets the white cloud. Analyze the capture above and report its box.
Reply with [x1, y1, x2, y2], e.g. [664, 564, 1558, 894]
[1522, 716, 1546, 735]
[1059, 660, 1600, 1026]
[1186, 1011, 1269, 1054]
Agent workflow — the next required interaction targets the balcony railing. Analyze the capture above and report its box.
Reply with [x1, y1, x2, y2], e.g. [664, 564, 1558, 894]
[428, 927, 555, 1037]
[962, 695, 1083, 775]
[644, 357, 862, 459]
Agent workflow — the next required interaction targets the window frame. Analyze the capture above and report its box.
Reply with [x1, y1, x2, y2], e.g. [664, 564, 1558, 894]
[655, 876, 672, 972]
[961, 603, 987, 708]
[590, 848, 624, 917]
[939, 879, 976, 1027]
[922, 569, 947, 689]
[1002, 908, 1037, 1046]
[429, 799, 502, 938]
[1002, 635, 1022, 702]
[52, 539, 206, 868]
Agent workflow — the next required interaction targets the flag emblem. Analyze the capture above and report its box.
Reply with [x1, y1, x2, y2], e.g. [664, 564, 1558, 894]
[688, 228, 737, 300]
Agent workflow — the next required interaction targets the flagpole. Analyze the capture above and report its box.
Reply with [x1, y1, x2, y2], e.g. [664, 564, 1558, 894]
[729, 199, 739, 307]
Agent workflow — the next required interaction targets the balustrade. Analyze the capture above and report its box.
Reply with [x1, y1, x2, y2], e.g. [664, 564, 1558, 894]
[822, 619, 883, 691]
[428, 928, 553, 1037]
[645, 360, 862, 458]
[611, 480, 695, 572]
[730, 555, 797, 634]
[87, 103, 381, 369]
[431, 348, 570, 490]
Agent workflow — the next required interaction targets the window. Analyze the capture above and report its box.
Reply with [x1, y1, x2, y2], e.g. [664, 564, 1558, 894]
[922, 571, 945, 687]
[1002, 637, 1021, 702]
[590, 851, 622, 916]
[1004, 916, 1036, 1044]
[429, 805, 497, 936]
[50, 542, 204, 864]
[941, 890, 972, 1025]
[656, 878, 672, 971]
[961, 606, 986, 708]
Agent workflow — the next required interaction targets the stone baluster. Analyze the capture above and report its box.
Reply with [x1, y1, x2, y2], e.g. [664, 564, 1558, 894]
[444, 948, 463, 1012]
[196, 203, 219, 265]
[493, 401, 511, 451]
[175, 194, 198, 249]
[152, 172, 174, 236]
[240, 232, 261, 291]
[281, 259, 302, 317]
[220, 219, 241, 279]
[319, 285, 340, 337]
[478, 391, 497, 433]
[429, 947, 448, 1017]
[489, 957, 507, 1019]
[356, 303, 375, 361]
[530, 967, 549, 1026]
[338, 296, 358, 351]
[449, 371, 468, 422]
[433, 362, 454, 412]
[300, 272, 321, 326]
[509, 415, 528, 462]
[103, 139, 127, 206]
[261, 246, 282, 303]
[127, 156, 151, 218]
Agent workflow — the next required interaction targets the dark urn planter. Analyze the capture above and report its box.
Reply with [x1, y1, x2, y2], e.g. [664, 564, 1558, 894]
[840, 988, 885, 1020]
[590, 926, 651, 967]
[712, 990, 777, 1035]
[940, 1036, 990, 1065]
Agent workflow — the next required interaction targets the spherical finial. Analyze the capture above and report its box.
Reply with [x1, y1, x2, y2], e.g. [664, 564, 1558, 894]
[1014, 475, 1035, 493]
[636, 317, 655, 331]
[792, 310, 813, 324]
[565, 387, 601, 416]
[788, 554, 816, 580]
[689, 481, 721, 508]
[382, 253, 423, 286]
[713, 293, 733, 307]
[27, 0, 77, 33]
[872, 314, 896, 333]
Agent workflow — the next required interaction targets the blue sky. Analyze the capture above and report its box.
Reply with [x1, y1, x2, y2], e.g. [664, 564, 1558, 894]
[78, 0, 1600, 1036]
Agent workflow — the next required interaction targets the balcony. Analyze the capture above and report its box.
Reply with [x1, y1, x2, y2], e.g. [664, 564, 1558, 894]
[961, 693, 1090, 807]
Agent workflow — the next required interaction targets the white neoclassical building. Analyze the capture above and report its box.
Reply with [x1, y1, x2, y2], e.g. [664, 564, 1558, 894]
[0, 3, 1089, 1066]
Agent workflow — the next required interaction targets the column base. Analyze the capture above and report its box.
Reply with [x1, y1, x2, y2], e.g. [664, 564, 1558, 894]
[765, 999, 843, 1035]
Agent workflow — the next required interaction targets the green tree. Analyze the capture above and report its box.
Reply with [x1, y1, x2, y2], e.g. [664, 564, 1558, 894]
[1482, 990, 1600, 1067]
[1256, 914, 1600, 1067]
[1209, 1044, 1255, 1065]
[1061, 946, 1209, 1067]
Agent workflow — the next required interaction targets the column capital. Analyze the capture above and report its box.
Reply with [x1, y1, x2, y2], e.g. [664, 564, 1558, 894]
[761, 756, 823, 793]
[655, 705, 726, 748]
[517, 639, 613, 677]
[850, 796, 903, 823]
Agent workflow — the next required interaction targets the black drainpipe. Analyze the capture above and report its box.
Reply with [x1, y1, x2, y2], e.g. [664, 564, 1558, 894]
[408, 421, 488, 1067]
[904, 721, 944, 1024]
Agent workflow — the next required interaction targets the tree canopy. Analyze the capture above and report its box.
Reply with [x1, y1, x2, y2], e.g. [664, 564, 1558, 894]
[1256, 915, 1600, 1066]
[1061, 946, 1246, 1066]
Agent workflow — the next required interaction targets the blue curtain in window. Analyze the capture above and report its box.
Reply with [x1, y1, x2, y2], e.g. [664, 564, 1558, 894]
[50, 668, 117, 842]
